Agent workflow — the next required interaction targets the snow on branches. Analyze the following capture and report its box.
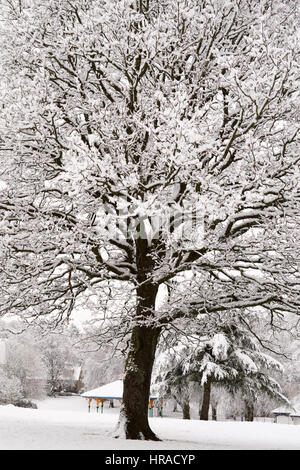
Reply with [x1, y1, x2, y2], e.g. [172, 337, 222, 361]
[153, 314, 288, 416]
[0, 0, 299, 439]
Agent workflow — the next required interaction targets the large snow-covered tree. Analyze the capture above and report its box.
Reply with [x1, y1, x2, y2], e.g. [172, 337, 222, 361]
[0, 0, 299, 439]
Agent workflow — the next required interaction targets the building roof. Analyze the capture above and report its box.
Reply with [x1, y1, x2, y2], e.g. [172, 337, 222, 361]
[272, 395, 300, 416]
[81, 379, 158, 400]
[272, 405, 295, 415]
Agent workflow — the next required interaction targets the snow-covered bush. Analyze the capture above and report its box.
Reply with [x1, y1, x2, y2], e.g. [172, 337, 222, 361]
[0, 370, 23, 404]
[13, 399, 38, 409]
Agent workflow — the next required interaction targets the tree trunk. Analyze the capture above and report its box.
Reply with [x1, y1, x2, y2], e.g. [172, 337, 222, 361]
[244, 401, 254, 422]
[200, 378, 211, 420]
[114, 279, 161, 440]
[212, 406, 217, 421]
[182, 401, 190, 420]
[115, 324, 161, 439]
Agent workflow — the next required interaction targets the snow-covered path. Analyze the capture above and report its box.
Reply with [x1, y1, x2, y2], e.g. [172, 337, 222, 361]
[0, 396, 300, 450]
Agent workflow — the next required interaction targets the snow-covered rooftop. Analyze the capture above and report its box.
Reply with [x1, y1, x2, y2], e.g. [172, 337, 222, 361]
[81, 379, 158, 400]
[272, 405, 295, 415]
[272, 395, 300, 416]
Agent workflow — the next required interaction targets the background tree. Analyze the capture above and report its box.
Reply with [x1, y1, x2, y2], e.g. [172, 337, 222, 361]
[0, 0, 299, 440]
[0, 319, 82, 397]
[4, 335, 47, 399]
[81, 348, 124, 391]
[154, 313, 289, 421]
[153, 343, 198, 419]
[205, 385, 226, 421]
[274, 331, 300, 400]
[39, 332, 81, 395]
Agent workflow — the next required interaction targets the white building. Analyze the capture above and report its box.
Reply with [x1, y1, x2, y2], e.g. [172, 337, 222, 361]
[272, 397, 300, 425]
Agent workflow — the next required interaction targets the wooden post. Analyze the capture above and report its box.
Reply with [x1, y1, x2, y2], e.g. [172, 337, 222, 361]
[88, 398, 92, 413]
[96, 399, 100, 413]
[149, 399, 154, 417]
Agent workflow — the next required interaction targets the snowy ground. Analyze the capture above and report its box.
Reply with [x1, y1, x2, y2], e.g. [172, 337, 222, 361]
[0, 396, 299, 450]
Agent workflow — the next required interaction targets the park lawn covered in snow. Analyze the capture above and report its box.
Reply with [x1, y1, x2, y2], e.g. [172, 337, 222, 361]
[0, 396, 299, 450]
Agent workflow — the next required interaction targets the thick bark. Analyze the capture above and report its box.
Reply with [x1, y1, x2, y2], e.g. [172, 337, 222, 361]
[115, 279, 161, 440]
[115, 324, 161, 439]
[244, 401, 254, 422]
[182, 401, 190, 420]
[200, 378, 212, 420]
